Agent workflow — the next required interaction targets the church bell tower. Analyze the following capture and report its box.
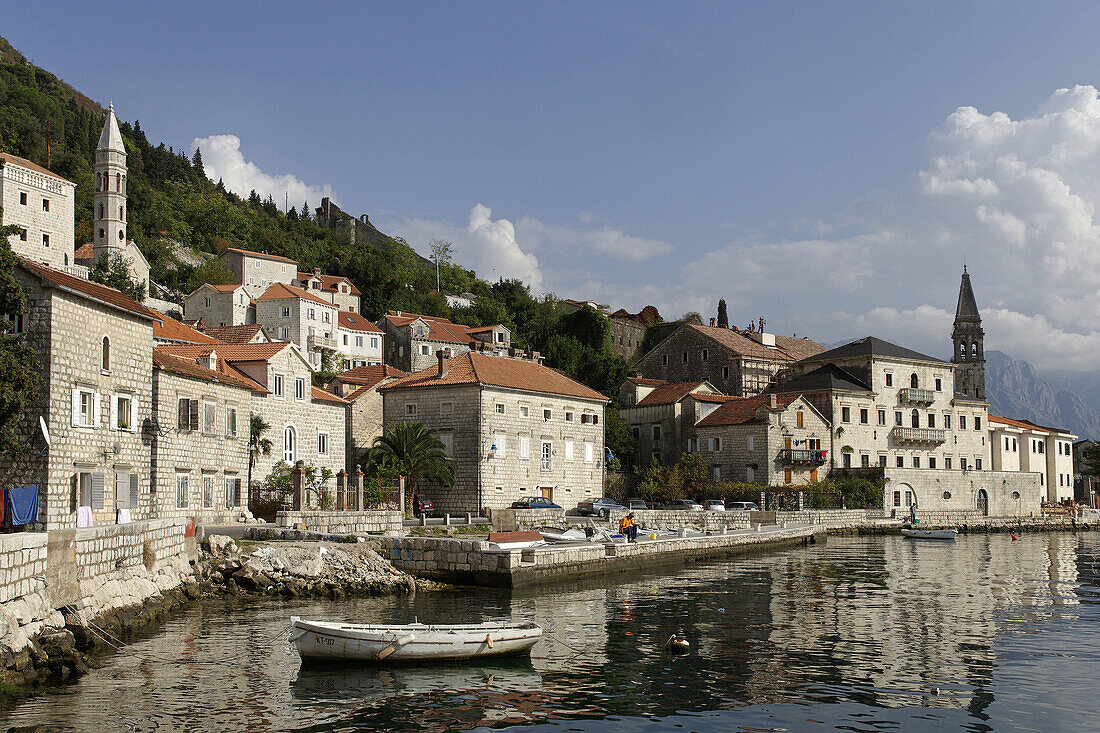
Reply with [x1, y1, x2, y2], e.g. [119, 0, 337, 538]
[93, 102, 127, 264]
[951, 266, 985, 400]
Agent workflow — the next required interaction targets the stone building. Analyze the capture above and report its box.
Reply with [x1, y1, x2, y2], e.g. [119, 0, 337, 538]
[326, 365, 408, 472]
[1074, 440, 1098, 507]
[989, 415, 1076, 502]
[182, 283, 253, 327]
[618, 378, 722, 469]
[294, 269, 362, 313]
[3, 260, 161, 529]
[154, 342, 348, 486]
[150, 348, 260, 524]
[379, 310, 512, 373]
[632, 322, 826, 397]
[609, 305, 660, 363]
[0, 152, 78, 274]
[151, 316, 224, 346]
[774, 337, 990, 473]
[694, 394, 830, 485]
[380, 352, 608, 513]
[255, 282, 338, 369]
[336, 310, 384, 369]
[218, 248, 298, 296]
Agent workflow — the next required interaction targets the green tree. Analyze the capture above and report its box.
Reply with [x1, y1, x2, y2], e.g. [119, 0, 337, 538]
[717, 298, 728, 328]
[1080, 442, 1100, 478]
[247, 414, 273, 496]
[191, 147, 204, 177]
[604, 407, 636, 471]
[366, 422, 455, 515]
[182, 256, 235, 294]
[0, 218, 42, 457]
[89, 251, 146, 301]
[429, 239, 453, 292]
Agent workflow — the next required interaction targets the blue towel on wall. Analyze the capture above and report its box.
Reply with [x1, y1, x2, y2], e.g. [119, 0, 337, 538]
[8, 485, 39, 525]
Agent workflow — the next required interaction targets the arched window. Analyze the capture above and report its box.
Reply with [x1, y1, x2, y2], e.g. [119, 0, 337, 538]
[98, 228, 105, 241]
[958, 342, 966, 359]
[118, 229, 124, 241]
[121, 175, 126, 194]
[283, 426, 297, 464]
[98, 204, 104, 219]
[911, 409, 919, 428]
[116, 173, 121, 192]
[910, 373, 918, 389]
[119, 206, 124, 220]
[102, 336, 110, 371]
[971, 342, 978, 358]
[95, 172, 101, 191]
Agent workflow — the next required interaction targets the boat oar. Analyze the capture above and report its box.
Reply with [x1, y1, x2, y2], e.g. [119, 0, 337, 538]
[377, 632, 417, 660]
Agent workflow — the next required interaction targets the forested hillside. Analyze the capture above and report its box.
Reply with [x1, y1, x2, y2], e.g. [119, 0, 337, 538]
[0, 36, 638, 458]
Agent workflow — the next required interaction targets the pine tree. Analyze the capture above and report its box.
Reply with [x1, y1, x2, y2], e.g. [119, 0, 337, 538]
[191, 147, 204, 177]
[717, 298, 728, 328]
[300, 201, 311, 222]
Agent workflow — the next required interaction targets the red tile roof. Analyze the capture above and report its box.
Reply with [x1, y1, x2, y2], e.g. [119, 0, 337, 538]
[381, 352, 608, 401]
[18, 258, 162, 323]
[382, 310, 502, 345]
[989, 415, 1072, 435]
[157, 341, 293, 362]
[691, 393, 738, 404]
[312, 386, 349, 405]
[334, 364, 407, 388]
[296, 272, 362, 296]
[198, 324, 268, 344]
[152, 317, 223, 344]
[0, 152, 73, 185]
[695, 394, 802, 427]
[634, 381, 711, 407]
[221, 247, 298, 265]
[627, 376, 668, 387]
[687, 324, 826, 362]
[257, 282, 333, 307]
[73, 242, 94, 259]
[152, 348, 265, 392]
[338, 310, 382, 333]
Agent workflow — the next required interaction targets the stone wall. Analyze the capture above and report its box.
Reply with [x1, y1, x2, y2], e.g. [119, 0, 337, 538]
[608, 509, 753, 531]
[275, 510, 402, 534]
[346, 386, 384, 473]
[776, 509, 873, 526]
[884, 467, 1041, 518]
[182, 287, 249, 327]
[221, 250, 296, 296]
[1, 159, 77, 271]
[493, 507, 566, 531]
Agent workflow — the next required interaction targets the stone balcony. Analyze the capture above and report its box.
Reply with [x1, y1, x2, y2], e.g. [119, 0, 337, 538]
[898, 387, 936, 405]
[63, 263, 90, 279]
[307, 333, 337, 351]
[892, 426, 946, 445]
[777, 448, 827, 466]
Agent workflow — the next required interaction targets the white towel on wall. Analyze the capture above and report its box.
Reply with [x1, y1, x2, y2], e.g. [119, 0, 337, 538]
[116, 508, 131, 525]
[76, 506, 93, 528]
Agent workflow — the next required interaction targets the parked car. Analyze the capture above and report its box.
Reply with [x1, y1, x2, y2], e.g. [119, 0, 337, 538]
[510, 497, 562, 510]
[664, 499, 704, 511]
[412, 494, 434, 516]
[577, 497, 626, 517]
[727, 501, 760, 511]
[627, 498, 648, 510]
[703, 499, 726, 512]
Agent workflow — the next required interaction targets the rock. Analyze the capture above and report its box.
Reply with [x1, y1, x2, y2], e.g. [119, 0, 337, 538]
[208, 535, 237, 555]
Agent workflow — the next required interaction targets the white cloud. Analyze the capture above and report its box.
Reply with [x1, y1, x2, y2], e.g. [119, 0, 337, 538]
[514, 216, 673, 261]
[191, 134, 335, 209]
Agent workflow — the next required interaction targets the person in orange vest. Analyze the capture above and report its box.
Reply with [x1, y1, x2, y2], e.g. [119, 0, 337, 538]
[619, 513, 638, 543]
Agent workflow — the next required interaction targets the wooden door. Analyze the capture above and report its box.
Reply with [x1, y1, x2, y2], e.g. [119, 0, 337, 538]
[540, 486, 554, 500]
[810, 469, 818, 483]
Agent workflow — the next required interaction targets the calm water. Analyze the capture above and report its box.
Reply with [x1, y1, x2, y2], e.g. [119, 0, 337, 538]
[3, 533, 1100, 732]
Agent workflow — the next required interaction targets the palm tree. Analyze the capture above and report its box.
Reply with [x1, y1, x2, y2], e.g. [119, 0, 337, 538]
[247, 414, 273, 500]
[366, 423, 455, 515]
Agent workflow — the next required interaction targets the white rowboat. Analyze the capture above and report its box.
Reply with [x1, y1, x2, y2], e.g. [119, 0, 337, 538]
[289, 617, 543, 662]
[901, 527, 958, 540]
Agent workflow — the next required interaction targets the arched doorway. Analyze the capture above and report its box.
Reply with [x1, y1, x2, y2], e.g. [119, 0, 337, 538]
[977, 488, 989, 516]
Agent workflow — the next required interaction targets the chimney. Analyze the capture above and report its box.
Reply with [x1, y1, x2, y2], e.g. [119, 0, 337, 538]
[314, 267, 321, 277]
[437, 350, 448, 378]
[769, 394, 777, 409]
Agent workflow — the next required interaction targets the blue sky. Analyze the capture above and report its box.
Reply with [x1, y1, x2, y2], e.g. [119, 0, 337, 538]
[7, 2, 1100, 370]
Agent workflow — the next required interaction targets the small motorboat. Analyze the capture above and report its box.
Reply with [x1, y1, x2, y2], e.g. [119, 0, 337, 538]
[537, 526, 586, 543]
[289, 617, 543, 663]
[487, 531, 546, 550]
[901, 527, 958, 540]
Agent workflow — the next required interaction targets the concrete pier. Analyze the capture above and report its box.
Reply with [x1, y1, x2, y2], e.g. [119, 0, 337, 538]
[375, 523, 826, 587]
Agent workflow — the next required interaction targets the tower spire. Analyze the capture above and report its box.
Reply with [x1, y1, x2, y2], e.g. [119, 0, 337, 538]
[93, 101, 128, 265]
[951, 266, 985, 400]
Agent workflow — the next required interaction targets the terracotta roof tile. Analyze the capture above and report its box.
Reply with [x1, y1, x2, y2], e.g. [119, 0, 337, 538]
[18, 258, 162, 322]
[257, 282, 333, 307]
[333, 365, 407, 388]
[627, 376, 668, 387]
[382, 310, 501, 345]
[634, 381, 710, 407]
[198, 324, 268, 344]
[152, 317, 223, 344]
[688, 324, 826, 362]
[73, 242, 94, 259]
[221, 247, 298, 265]
[696, 394, 802, 428]
[157, 341, 292, 362]
[152, 348, 265, 392]
[311, 386, 349, 405]
[0, 152, 74, 185]
[296, 272, 362, 295]
[691, 393, 737, 404]
[338, 310, 382, 333]
[381, 352, 608, 401]
[989, 414, 1072, 435]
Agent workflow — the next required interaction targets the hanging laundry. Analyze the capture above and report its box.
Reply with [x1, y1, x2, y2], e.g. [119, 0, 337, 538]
[116, 507, 131, 525]
[8, 485, 39, 526]
[76, 506, 93, 528]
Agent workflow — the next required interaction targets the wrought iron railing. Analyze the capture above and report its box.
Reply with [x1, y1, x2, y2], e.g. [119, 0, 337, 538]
[892, 427, 946, 444]
[777, 448, 827, 465]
